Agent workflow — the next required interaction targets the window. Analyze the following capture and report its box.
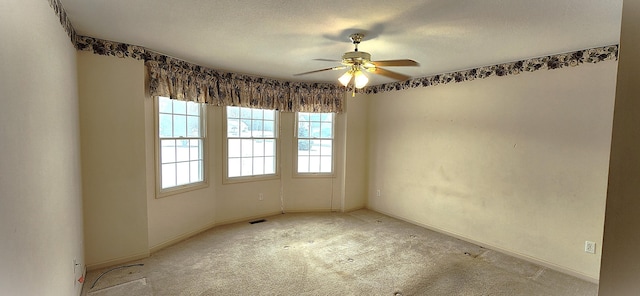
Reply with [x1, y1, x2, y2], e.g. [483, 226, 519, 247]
[157, 96, 206, 194]
[225, 106, 277, 179]
[296, 112, 334, 174]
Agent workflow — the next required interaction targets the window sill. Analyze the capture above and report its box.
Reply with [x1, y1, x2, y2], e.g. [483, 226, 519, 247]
[156, 181, 209, 198]
[223, 174, 280, 185]
[293, 172, 335, 179]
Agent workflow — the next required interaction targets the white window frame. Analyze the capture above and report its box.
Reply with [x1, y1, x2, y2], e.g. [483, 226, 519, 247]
[223, 106, 279, 183]
[294, 112, 335, 177]
[155, 96, 208, 198]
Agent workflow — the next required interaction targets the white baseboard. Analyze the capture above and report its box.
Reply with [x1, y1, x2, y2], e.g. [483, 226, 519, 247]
[150, 208, 366, 255]
[343, 206, 365, 213]
[368, 207, 599, 284]
[149, 208, 365, 254]
[86, 251, 150, 271]
[283, 208, 335, 213]
[149, 211, 283, 254]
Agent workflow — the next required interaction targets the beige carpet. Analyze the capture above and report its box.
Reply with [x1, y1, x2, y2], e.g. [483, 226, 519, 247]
[82, 210, 598, 295]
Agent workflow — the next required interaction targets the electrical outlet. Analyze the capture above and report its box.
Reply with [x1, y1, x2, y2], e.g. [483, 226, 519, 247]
[585, 241, 596, 254]
[258, 193, 264, 201]
[376, 189, 381, 197]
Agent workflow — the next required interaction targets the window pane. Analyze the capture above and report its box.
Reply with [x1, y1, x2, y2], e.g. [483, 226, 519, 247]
[159, 97, 172, 113]
[240, 107, 251, 119]
[321, 122, 332, 138]
[159, 114, 173, 138]
[265, 157, 275, 174]
[309, 156, 320, 172]
[228, 139, 241, 158]
[187, 115, 200, 137]
[228, 118, 241, 137]
[254, 140, 264, 157]
[161, 140, 176, 163]
[161, 163, 176, 188]
[241, 158, 253, 176]
[252, 109, 263, 120]
[176, 162, 190, 185]
[264, 110, 275, 120]
[190, 160, 202, 182]
[298, 122, 309, 137]
[190, 140, 201, 161]
[228, 158, 241, 177]
[241, 139, 253, 157]
[320, 156, 332, 173]
[310, 141, 320, 155]
[253, 157, 264, 175]
[251, 119, 263, 137]
[298, 139, 310, 154]
[173, 115, 187, 137]
[265, 139, 275, 157]
[173, 100, 186, 115]
[240, 120, 250, 137]
[227, 106, 240, 118]
[310, 122, 321, 138]
[320, 140, 332, 156]
[186, 101, 200, 116]
[176, 140, 190, 162]
[264, 120, 274, 136]
[298, 156, 309, 173]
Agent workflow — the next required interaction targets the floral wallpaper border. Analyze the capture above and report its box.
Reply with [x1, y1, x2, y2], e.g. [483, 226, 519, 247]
[48, 0, 77, 45]
[71, 35, 344, 112]
[47, 0, 344, 113]
[49, 0, 618, 109]
[364, 45, 618, 94]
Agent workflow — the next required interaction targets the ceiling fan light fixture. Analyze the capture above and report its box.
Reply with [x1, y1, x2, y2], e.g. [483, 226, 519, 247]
[338, 70, 353, 86]
[293, 33, 418, 88]
[354, 69, 368, 89]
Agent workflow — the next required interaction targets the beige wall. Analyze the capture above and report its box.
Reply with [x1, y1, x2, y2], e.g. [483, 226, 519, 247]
[78, 53, 149, 268]
[343, 95, 370, 211]
[0, 1, 84, 295]
[599, 1, 640, 294]
[280, 111, 344, 212]
[366, 61, 618, 281]
[79, 54, 365, 262]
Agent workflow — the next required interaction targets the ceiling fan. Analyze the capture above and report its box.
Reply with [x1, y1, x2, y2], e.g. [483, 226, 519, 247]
[294, 33, 419, 91]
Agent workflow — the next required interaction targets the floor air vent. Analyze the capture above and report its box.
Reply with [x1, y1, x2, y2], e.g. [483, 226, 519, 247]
[249, 219, 266, 224]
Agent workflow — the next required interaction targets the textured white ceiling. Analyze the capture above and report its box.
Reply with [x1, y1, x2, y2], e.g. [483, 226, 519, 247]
[59, 0, 622, 86]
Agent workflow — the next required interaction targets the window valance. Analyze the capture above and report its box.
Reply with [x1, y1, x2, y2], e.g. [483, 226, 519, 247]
[144, 52, 344, 113]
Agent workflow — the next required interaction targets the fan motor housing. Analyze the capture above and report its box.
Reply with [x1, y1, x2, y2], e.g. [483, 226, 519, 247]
[342, 51, 371, 65]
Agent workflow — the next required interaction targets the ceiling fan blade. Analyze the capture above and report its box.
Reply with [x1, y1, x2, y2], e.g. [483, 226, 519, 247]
[371, 67, 412, 81]
[294, 66, 346, 76]
[371, 59, 419, 67]
[313, 58, 342, 62]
